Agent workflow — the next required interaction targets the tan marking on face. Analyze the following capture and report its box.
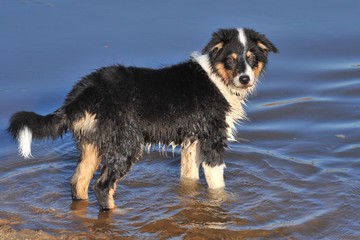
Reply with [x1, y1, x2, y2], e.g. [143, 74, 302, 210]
[253, 61, 264, 78]
[231, 53, 238, 59]
[226, 69, 236, 80]
[215, 63, 237, 84]
[73, 111, 97, 134]
[215, 63, 230, 83]
[71, 143, 101, 199]
[246, 51, 252, 57]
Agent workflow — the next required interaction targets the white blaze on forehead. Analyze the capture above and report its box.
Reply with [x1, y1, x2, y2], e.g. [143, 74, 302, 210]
[238, 28, 247, 48]
[237, 28, 255, 85]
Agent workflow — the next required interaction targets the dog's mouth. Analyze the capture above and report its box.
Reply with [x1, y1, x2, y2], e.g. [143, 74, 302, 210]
[240, 84, 253, 90]
[239, 82, 254, 89]
[227, 83, 255, 97]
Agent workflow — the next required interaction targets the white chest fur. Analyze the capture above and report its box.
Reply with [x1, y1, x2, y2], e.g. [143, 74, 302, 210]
[192, 53, 248, 141]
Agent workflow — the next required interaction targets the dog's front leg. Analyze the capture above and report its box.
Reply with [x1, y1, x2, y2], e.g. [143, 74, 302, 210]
[200, 140, 226, 189]
[202, 162, 226, 189]
[180, 140, 201, 180]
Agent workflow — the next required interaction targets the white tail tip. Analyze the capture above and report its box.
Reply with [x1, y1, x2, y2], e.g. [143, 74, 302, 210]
[18, 126, 33, 159]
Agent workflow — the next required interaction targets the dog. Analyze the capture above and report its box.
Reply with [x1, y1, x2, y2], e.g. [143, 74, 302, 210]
[8, 28, 278, 210]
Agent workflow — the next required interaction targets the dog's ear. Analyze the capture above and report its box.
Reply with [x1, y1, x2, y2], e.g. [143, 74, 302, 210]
[257, 36, 279, 54]
[201, 29, 228, 55]
[247, 29, 279, 54]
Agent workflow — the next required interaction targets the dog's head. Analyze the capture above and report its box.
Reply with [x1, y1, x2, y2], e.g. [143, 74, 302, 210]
[202, 28, 278, 95]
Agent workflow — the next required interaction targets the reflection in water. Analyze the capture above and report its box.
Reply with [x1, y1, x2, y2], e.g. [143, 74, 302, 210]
[138, 181, 248, 238]
[70, 200, 90, 218]
[261, 97, 313, 107]
[64, 178, 238, 238]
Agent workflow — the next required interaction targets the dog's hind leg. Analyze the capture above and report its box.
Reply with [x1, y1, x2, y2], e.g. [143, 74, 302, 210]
[180, 140, 201, 180]
[71, 143, 101, 200]
[93, 164, 118, 210]
[93, 152, 134, 210]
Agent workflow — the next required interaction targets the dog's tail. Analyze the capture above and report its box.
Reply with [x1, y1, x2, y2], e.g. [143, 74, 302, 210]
[8, 108, 69, 158]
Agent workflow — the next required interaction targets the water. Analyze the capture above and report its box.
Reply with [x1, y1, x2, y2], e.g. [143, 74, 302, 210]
[1, 0, 359, 239]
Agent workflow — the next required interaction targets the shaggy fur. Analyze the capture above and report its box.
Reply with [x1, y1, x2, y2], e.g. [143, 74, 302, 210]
[8, 28, 278, 210]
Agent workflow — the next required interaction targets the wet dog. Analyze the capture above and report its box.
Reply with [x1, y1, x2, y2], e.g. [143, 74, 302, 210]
[8, 28, 278, 210]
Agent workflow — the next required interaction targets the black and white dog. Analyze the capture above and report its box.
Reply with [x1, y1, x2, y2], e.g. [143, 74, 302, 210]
[8, 28, 278, 210]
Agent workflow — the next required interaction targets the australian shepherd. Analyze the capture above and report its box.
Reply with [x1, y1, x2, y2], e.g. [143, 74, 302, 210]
[8, 28, 278, 210]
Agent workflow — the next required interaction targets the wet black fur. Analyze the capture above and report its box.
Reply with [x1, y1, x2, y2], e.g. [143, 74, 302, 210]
[8, 28, 277, 209]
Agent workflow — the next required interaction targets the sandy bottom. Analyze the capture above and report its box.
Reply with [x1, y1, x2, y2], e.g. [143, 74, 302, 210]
[0, 220, 57, 240]
[0, 219, 109, 240]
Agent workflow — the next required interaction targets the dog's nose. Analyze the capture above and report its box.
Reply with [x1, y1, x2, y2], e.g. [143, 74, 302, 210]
[239, 75, 250, 85]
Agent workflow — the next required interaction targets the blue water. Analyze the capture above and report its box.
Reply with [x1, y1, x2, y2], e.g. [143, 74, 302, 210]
[1, 0, 359, 239]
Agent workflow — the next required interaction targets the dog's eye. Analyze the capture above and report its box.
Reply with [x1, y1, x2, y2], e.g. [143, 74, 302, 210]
[226, 56, 234, 64]
[247, 53, 256, 63]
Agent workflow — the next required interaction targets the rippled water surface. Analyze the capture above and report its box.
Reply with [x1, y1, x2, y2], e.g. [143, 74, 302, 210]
[1, 1, 359, 239]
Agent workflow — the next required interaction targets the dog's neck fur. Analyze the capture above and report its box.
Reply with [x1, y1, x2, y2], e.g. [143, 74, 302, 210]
[191, 52, 249, 141]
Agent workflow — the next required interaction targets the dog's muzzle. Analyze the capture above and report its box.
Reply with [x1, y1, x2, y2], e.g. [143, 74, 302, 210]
[233, 74, 254, 89]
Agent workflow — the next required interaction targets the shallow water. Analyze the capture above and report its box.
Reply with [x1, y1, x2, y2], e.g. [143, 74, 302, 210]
[1, 0, 360, 239]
